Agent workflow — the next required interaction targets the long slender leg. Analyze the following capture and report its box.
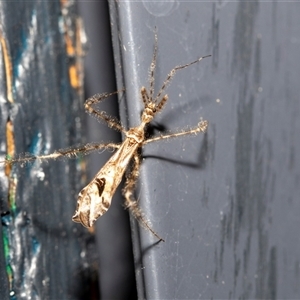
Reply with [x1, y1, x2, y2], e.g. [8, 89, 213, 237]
[123, 151, 164, 242]
[155, 55, 211, 102]
[1, 142, 120, 165]
[143, 120, 208, 145]
[85, 90, 127, 133]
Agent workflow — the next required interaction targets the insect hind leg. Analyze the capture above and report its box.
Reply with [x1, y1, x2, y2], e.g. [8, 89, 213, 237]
[123, 151, 164, 242]
[1, 142, 120, 165]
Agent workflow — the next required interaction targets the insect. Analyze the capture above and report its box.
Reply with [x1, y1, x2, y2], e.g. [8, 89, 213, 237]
[2, 32, 210, 241]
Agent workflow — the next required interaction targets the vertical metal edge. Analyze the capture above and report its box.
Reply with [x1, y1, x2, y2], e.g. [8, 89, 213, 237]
[107, 1, 145, 299]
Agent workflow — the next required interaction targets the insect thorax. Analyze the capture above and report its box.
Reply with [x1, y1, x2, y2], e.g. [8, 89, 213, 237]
[126, 126, 145, 144]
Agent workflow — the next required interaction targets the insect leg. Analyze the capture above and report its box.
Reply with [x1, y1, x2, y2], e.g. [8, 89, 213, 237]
[123, 151, 164, 242]
[1, 143, 120, 165]
[143, 120, 208, 145]
[84, 90, 127, 133]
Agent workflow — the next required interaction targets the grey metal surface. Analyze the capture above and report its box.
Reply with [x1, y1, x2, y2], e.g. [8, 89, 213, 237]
[78, 1, 137, 299]
[0, 1, 97, 299]
[107, 1, 300, 299]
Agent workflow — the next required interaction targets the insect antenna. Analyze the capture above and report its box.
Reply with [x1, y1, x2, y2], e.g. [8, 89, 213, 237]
[148, 30, 158, 102]
[155, 54, 212, 103]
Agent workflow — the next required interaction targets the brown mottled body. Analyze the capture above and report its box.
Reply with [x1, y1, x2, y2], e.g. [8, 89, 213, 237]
[73, 135, 140, 227]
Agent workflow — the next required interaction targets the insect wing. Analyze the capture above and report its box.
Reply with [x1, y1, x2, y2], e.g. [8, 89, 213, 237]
[72, 138, 139, 228]
[72, 177, 111, 227]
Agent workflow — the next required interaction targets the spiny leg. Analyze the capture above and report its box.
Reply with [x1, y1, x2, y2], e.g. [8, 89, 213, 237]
[141, 86, 149, 105]
[1, 142, 120, 165]
[123, 151, 164, 242]
[143, 120, 208, 145]
[85, 90, 127, 133]
[155, 55, 211, 102]
[141, 86, 168, 116]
